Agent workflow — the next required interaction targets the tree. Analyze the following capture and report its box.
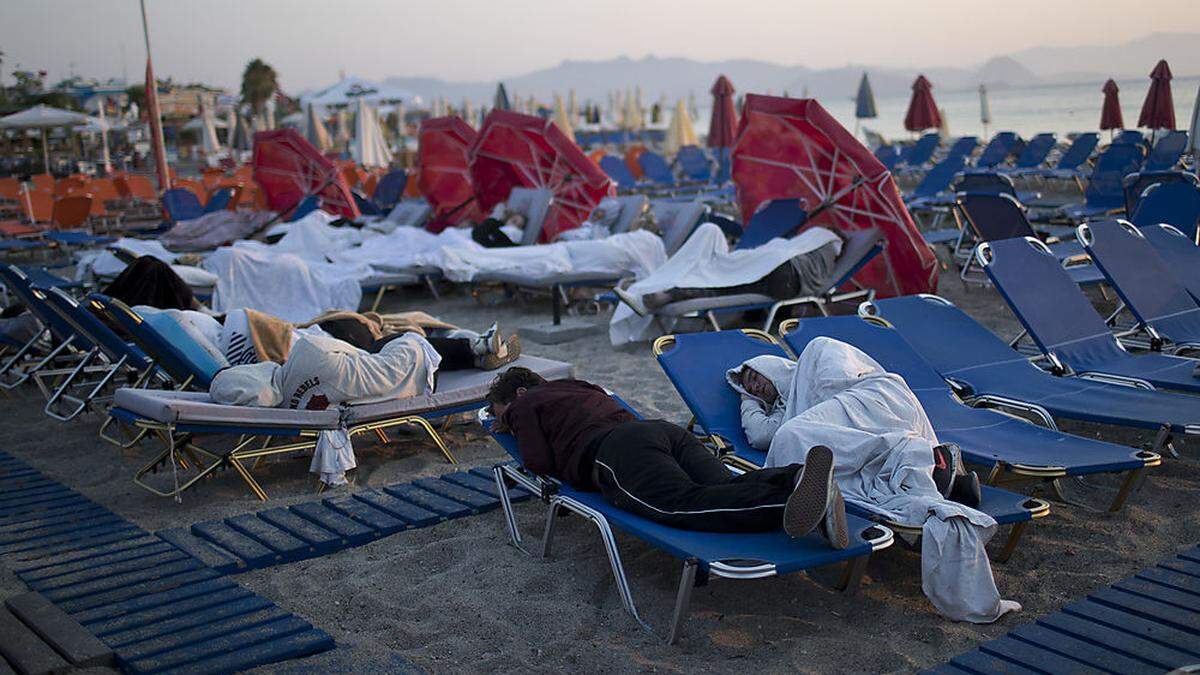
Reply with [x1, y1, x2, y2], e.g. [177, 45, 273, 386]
[240, 58, 278, 115]
[125, 84, 146, 111]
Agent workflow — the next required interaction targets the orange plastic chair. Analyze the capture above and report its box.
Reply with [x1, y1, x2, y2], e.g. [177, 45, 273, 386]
[0, 189, 52, 237]
[89, 178, 121, 203]
[51, 195, 93, 230]
[233, 165, 254, 181]
[30, 174, 54, 192]
[588, 149, 606, 165]
[121, 175, 158, 203]
[201, 167, 226, 189]
[362, 173, 379, 198]
[404, 169, 422, 198]
[0, 177, 21, 202]
[624, 146, 646, 179]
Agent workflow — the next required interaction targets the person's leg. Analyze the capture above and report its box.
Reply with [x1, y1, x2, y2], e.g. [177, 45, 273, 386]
[471, 219, 518, 248]
[656, 420, 799, 489]
[640, 261, 794, 310]
[593, 420, 798, 532]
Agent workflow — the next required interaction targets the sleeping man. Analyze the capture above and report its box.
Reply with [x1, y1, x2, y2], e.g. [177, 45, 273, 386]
[728, 338, 1018, 624]
[486, 366, 849, 545]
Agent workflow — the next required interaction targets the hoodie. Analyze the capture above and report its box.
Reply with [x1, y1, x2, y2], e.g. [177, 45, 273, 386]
[725, 355, 798, 450]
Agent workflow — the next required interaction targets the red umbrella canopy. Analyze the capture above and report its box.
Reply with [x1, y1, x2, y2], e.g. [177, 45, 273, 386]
[469, 109, 614, 241]
[707, 75, 738, 148]
[1100, 79, 1125, 130]
[418, 116, 484, 227]
[904, 75, 942, 132]
[732, 94, 938, 297]
[1137, 59, 1176, 130]
[252, 129, 359, 219]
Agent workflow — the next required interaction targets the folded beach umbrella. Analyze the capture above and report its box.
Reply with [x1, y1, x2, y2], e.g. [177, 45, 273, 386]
[553, 93, 575, 143]
[469, 109, 615, 240]
[302, 104, 332, 153]
[665, 99, 699, 156]
[732, 94, 938, 297]
[855, 73, 877, 120]
[231, 113, 254, 152]
[1138, 59, 1176, 130]
[1187, 84, 1200, 161]
[1101, 79, 1124, 131]
[351, 97, 393, 168]
[979, 84, 991, 136]
[198, 102, 222, 158]
[707, 75, 738, 148]
[494, 83, 510, 112]
[904, 75, 942, 132]
[253, 128, 359, 219]
[418, 115, 484, 226]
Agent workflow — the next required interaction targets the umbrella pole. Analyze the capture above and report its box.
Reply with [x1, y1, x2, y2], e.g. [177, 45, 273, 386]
[41, 128, 50, 175]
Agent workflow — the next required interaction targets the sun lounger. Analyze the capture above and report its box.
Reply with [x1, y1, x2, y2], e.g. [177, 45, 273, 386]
[1077, 219, 1200, 353]
[997, 133, 1056, 173]
[1140, 223, 1200, 298]
[652, 329, 1049, 557]
[875, 144, 902, 170]
[377, 200, 432, 231]
[1058, 142, 1145, 221]
[943, 136, 979, 162]
[975, 132, 1021, 168]
[893, 133, 941, 173]
[674, 146, 714, 183]
[370, 170, 408, 212]
[652, 199, 707, 255]
[907, 156, 966, 212]
[866, 293, 1200, 460]
[483, 396, 891, 644]
[779, 314, 1154, 511]
[1123, 171, 1199, 220]
[638, 151, 678, 185]
[1113, 130, 1145, 146]
[1144, 130, 1189, 171]
[978, 236, 1200, 393]
[106, 333, 573, 501]
[600, 156, 639, 191]
[650, 226, 884, 334]
[1021, 132, 1100, 183]
[0, 265, 92, 390]
[161, 189, 203, 225]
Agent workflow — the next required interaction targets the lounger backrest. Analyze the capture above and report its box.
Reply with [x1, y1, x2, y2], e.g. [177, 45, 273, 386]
[507, 187, 554, 246]
[0, 265, 89, 348]
[675, 146, 713, 182]
[372, 170, 408, 211]
[90, 294, 222, 389]
[161, 188, 203, 223]
[875, 145, 902, 170]
[40, 287, 150, 369]
[910, 156, 965, 199]
[952, 171, 1016, 197]
[599, 155, 638, 188]
[652, 200, 706, 255]
[899, 133, 940, 167]
[1085, 143, 1145, 211]
[1123, 171, 1199, 218]
[780, 315, 950, 392]
[1012, 133, 1057, 168]
[1079, 220, 1200, 335]
[608, 195, 648, 234]
[1145, 131, 1188, 171]
[872, 295, 1030, 374]
[655, 331, 787, 450]
[1140, 224, 1200, 301]
[1113, 130, 1144, 146]
[955, 192, 1035, 241]
[825, 227, 885, 291]
[735, 198, 807, 250]
[285, 194, 321, 222]
[203, 187, 234, 214]
[944, 136, 978, 161]
[384, 200, 433, 229]
[1131, 182, 1200, 241]
[1054, 133, 1099, 170]
[976, 132, 1019, 168]
[980, 237, 1126, 368]
[638, 152, 675, 184]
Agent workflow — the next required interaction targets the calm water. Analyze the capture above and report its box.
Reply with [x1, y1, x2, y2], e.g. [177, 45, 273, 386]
[693, 76, 1200, 142]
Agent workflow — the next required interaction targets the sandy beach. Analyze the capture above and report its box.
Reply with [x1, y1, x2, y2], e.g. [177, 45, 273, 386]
[1, 261, 1198, 674]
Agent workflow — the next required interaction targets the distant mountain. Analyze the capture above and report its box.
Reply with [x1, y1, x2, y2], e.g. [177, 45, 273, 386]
[381, 32, 1197, 105]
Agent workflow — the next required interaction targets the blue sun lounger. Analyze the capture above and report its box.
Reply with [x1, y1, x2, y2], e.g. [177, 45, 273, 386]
[653, 329, 1050, 557]
[0, 265, 93, 390]
[1123, 171, 1198, 215]
[370, 170, 408, 212]
[1020, 132, 1100, 183]
[943, 136, 979, 162]
[1144, 130, 1189, 171]
[997, 133, 1057, 173]
[600, 155, 640, 191]
[1141, 223, 1200, 298]
[975, 132, 1021, 168]
[1124, 172, 1200, 226]
[908, 156, 966, 210]
[161, 188, 204, 225]
[1077, 219, 1200, 353]
[894, 133, 941, 173]
[483, 400, 891, 644]
[675, 146, 714, 183]
[1058, 142, 1145, 221]
[638, 151, 678, 185]
[867, 294, 1195, 460]
[979, 236, 1200, 393]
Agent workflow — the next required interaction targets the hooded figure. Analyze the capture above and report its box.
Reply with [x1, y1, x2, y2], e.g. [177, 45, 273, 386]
[727, 337, 1020, 624]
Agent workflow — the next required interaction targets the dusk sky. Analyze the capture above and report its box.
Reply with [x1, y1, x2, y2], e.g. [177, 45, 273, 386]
[3, 0, 1198, 92]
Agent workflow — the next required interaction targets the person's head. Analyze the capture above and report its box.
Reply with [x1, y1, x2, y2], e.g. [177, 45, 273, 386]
[486, 366, 547, 417]
[504, 212, 527, 231]
[740, 367, 778, 405]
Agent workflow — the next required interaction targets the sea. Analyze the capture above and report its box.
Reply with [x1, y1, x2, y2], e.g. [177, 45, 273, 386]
[692, 75, 1200, 143]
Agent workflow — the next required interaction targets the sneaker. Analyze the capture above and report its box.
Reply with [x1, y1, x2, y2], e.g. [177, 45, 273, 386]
[949, 470, 982, 509]
[818, 481, 850, 550]
[932, 444, 955, 498]
[475, 334, 521, 370]
[783, 445, 836, 539]
[612, 287, 648, 317]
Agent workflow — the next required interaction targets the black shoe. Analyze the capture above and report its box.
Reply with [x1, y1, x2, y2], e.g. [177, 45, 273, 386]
[932, 444, 955, 498]
[949, 471, 982, 509]
[784, 445, 835, 539]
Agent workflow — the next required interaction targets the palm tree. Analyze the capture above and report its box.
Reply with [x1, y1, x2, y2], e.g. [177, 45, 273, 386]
[240, 58, 278, 115]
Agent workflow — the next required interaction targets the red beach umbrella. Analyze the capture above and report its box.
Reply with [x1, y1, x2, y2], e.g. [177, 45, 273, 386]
[469, 109, 614, 241]
[252, 129, 360, 219]
[707, 75, 738, 148]
[1100, 79, 1125, 131]
[732, 94, 938, 297]
[418, 116, 484, 228]
[904, 75, 942, 133]
[1137, 60, 1176, 130]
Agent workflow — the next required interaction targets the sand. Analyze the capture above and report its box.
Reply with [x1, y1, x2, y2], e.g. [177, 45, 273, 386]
[2, 264, 1200, 674]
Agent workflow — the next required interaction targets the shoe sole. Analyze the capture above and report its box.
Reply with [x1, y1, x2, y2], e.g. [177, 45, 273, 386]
[477, 335, 522, 370]
[784, 445, 834, 539]
[823, 484, 850, 550]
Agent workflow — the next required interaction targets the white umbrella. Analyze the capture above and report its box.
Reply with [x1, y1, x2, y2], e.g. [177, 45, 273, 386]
[303, 103, 332, 153]
[1187, 83, 1200, 162]
[303, 76, 420, 108]
[334, 108, 351, 146]
[0, 104, 92, 172]
[553, 93, 575, 142]
[198, 102, 222, 159]
[265, 97, 277, 130]
[979, 84, 991, 137]
[351, 97, 392, 168]
[665, 99, 698, 155]
[183, 115, 228, 131]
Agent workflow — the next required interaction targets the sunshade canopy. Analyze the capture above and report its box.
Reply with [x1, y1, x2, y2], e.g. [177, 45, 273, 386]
[303, 76, 420, 108]
[253, 128, 359, 219]
[418, 116, 483, 225]
[731, 94, 938, 297]
[904, 76, 941, 132]
[1101, 79, 1125, 130]
[0, 104, 90, 128]
[855, 73, 877, 119]
[1138, 60, 1176, 130]
[708, 75, 738, 148]
[469, 110, 614, 240]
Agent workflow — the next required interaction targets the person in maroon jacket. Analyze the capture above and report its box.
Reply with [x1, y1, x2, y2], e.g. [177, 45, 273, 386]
[487, 367, 848, 547]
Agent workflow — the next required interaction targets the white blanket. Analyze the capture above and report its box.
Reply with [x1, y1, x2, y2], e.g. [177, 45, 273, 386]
[609, 223, 842, 345]
[330, 226, 477, 271]
[204, 246, 366, 323]
[438, 230, 666, 283]
[732, 338, 1020, 623]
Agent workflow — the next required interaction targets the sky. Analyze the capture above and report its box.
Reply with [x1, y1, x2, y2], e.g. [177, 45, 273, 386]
[2, 0, 1199, 93]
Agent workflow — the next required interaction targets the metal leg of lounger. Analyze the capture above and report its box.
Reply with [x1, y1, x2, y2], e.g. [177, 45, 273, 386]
[550, 284, 563, 326]
[1151, 425, 1179, 459]
[0, 327, 48, 388]
[45, 350, 120, 422]
[540, 499, 562, 558]
[836, 554, 869, 595]
[494, 466, 530, 554]
[422, 275, 440, 300]
[666, 559, 698, 645]
[704, 311, 722, 332]
[1108, 467, 1145, 513]
[992, 521, 1026, 564]
[369, 285, 389, 313]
